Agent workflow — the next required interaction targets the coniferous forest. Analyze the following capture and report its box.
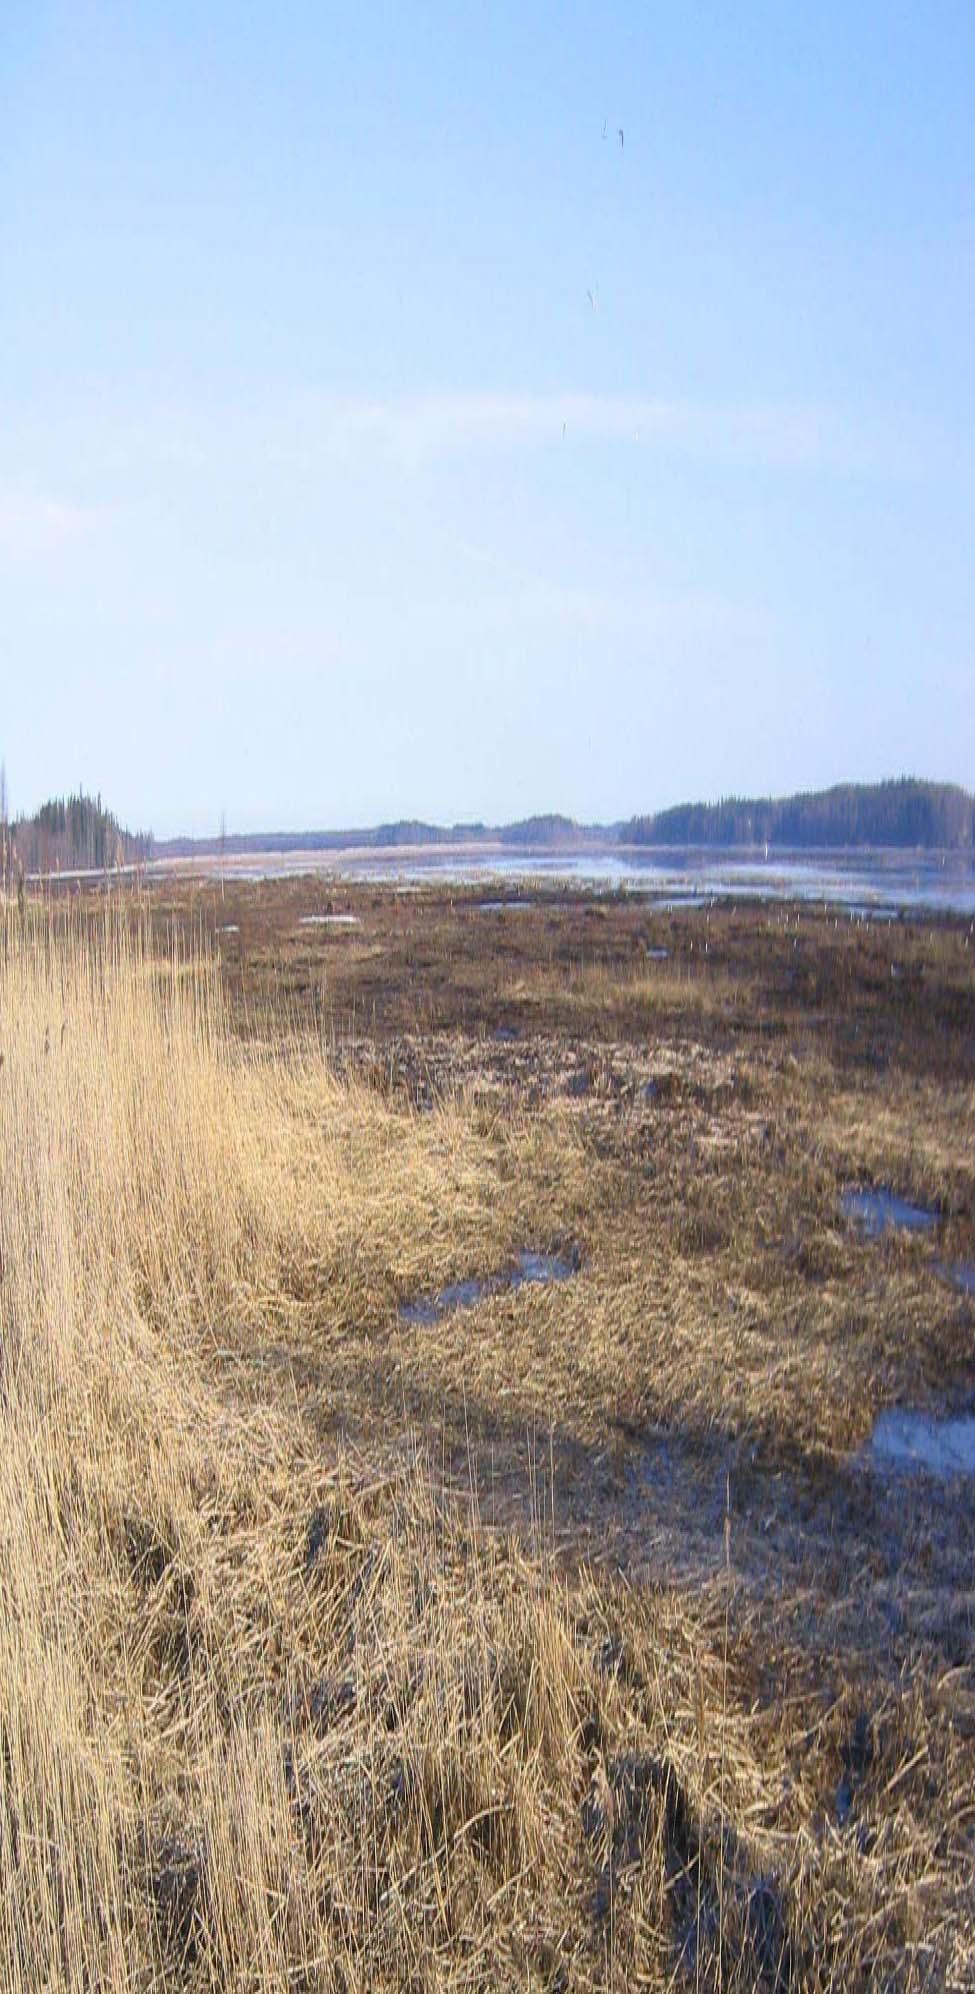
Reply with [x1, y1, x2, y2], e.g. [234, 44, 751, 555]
[4, 791, 153, 877]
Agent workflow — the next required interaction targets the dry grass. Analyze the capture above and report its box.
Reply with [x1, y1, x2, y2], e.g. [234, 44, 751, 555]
[0, 905, 973, 1987]
[498, 957, 749, 1030]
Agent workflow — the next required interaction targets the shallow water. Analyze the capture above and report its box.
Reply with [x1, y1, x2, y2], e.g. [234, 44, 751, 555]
[645, 946, 670, 960]
[298, 913, 361, 927]
[935, 1260, 975, 1297]
[159, 845, 975, 916]
[339, 849, 975, 917]
[841, 1187, 938, 1239]
[869, 1408, 975, 1478]
[400, 1249, 577, 1326]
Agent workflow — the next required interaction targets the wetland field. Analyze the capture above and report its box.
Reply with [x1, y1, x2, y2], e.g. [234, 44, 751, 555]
[3, 875, 975, 1989]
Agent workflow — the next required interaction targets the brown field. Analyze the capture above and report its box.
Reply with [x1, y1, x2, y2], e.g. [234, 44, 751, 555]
[3, 873, 975, 1988]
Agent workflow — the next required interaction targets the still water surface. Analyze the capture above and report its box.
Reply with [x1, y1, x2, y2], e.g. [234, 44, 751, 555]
[173, 846, 975, 916]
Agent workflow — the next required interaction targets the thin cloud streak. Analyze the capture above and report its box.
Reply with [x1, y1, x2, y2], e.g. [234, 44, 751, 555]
[0, 386, 930, 488]
[292, 389, 882, 476]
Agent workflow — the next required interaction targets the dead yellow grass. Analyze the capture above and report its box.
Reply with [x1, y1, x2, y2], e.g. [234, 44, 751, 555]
[0, 908, 971, 1987]
[500, 956, 748, 1028]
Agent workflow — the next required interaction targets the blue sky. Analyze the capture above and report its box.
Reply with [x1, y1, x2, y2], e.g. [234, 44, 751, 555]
[1, 2, 972, 835]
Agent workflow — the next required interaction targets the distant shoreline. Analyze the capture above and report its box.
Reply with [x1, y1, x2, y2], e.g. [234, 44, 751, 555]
[15, 780, 974, 880]
[151, 780, 975, 861]
[26, 838, 975, 885]
[147, 838, 975, 880]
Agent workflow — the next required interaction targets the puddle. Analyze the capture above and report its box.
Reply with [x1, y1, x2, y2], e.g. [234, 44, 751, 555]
[841, 1186, 937, 1239]
[517, 1249, 578, 1284]
[298, 914, 361, 927]
[645, 947, 670, 961]
[401, 1249, 578, 1326]
[869, 1408, 975, 1478]
[401, 1277, 494, 1325]
[477, 899, 532, 912]
[216, 923, 239, 934]
[935, 1260, 975, 1297]
[493, 1025, 519, 1043]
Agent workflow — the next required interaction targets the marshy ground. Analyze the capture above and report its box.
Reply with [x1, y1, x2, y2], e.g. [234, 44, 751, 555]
[3, 876, 974, 1987]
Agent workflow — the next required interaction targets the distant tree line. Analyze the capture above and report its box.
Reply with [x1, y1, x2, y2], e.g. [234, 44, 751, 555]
[148, 776, 974, 865]
[155, 813, 611, 859]
[622, 780, 974, 851]
[498, 815, 593, 848]
[6, 790, 153, 877]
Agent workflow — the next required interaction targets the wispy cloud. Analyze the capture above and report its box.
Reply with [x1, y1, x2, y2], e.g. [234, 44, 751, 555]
[0, 385, 906, 491]
[288, 389, 876, 475]
[0, 489, 97, 561]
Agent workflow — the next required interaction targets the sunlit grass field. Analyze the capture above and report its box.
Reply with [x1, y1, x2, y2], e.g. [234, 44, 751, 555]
[1, 899, 973, 1987]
